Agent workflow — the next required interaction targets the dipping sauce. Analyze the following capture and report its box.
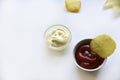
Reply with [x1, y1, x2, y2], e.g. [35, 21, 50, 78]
[74, 39, 105, 69]
[44, 25, 71, 51]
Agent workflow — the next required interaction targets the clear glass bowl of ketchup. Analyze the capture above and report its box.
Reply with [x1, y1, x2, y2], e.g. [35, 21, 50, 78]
[73, 39, 107, 71]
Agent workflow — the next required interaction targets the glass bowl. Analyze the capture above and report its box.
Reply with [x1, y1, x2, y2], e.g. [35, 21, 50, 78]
[44, 24, 72, 51]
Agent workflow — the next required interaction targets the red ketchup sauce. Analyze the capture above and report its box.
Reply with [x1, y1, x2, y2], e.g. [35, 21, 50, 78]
[74, 39, 105, 69]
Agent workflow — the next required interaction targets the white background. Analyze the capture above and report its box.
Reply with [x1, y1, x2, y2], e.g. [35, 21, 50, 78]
[0, 0, 120, 80]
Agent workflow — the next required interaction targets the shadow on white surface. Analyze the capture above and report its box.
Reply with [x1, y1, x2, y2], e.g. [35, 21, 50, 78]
[46, 47, 69, 56]
[113, 12, 120, 18]
[75, 66, 101, 80]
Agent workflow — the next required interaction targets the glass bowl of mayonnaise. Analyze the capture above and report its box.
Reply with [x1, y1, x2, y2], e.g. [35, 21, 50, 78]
[44, 24, 72, 51]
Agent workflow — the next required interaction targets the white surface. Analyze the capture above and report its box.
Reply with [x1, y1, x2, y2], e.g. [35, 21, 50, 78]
[0, 0, 120, 80]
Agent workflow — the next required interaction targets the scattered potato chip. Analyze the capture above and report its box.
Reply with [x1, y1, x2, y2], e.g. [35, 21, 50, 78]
[104, 0, 114, 8]
[90, 34, 116, 58]
[104, 0, 120, 13]
[113, 6, 120, 13]
[65, 0, 81, 12]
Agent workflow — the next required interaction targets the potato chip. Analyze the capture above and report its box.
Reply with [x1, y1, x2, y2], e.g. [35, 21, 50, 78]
[90, 34, 116, 58]
[104, 0, 120, 13]
[65, 0, 81, 12]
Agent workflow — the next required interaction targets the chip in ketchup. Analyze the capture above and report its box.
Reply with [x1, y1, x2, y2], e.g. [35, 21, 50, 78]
[74, 39, 106, 71]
